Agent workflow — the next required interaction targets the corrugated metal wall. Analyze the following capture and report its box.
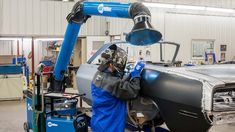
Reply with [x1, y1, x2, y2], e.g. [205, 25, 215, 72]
[109, 6, 235, 63]
[0, 40, 14, 55]
[0, 39, 32, 70]
[1, 0, 235, 63]
[0, 0, 107, 36]
[165, 13, 235, 63]
[1, 0, 235, 36]
[142, 0, 235, 8]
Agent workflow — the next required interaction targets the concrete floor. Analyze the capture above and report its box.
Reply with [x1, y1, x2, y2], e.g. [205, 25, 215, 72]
[0, 101, 26, 132]
[0, 101, 235, 132]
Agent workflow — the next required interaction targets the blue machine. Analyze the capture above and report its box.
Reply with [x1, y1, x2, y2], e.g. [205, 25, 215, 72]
[46, 112, 88, 132]
[24, 91, 34, 131]
[44, 93, 88, 132]
[12, 57, 26, 64]
[0, 65, 22, 74]
[45, 98, 82, 132]
[25, 93, 33, 130]
[40, 60, 54, 67]
[12, 57, 29, 85]
[26, 1, 163, 132]
[46, 116, 75, 132]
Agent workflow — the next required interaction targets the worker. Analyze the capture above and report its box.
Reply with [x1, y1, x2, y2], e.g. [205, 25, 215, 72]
[90, 44, 145, 132]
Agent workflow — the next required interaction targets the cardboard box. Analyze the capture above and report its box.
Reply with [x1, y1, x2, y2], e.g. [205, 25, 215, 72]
[0, 55, 14, 64]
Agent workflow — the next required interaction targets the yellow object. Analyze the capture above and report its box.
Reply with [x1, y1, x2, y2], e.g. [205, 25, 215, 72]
[28, 75, 34, 90]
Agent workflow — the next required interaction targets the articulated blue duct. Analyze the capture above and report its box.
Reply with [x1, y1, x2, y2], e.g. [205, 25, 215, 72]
[51, 1, 162, 93]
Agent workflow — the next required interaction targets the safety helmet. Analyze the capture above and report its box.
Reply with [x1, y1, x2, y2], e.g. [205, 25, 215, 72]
[98, 44, 127, 75]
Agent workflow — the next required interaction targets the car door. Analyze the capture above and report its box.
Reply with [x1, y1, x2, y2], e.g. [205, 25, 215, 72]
[76, 43, 113, 104]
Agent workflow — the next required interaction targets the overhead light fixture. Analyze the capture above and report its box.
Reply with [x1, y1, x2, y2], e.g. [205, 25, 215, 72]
[143, 2, 235, 14]
[62, 0, 74, 2]
[206, 7, 234, 13]
[143, 3, 175, 8]
[34, 38, 64, 41]
[0, 38, 21, 41]
[175, 5, 205, 10]
[40, 0, 74, 2]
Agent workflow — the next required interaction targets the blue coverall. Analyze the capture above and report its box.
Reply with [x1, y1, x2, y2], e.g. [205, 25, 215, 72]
[90, 71, 141, 132]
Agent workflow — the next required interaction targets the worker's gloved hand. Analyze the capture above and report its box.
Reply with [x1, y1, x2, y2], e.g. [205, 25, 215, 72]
[130, 60, 145, 78]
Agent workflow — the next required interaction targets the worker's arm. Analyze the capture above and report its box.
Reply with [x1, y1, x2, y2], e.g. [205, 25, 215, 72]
[110, 77, 141, 100]
[92, 72, 140, 100]
[93, 61, 145, 100]
[111, 60, 145, 100]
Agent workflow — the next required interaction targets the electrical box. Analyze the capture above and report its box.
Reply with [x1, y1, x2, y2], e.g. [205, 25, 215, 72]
[46, 117, 75, 132]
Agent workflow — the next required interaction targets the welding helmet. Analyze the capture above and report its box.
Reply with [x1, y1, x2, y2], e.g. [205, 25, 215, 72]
[98, 44, 127, 76]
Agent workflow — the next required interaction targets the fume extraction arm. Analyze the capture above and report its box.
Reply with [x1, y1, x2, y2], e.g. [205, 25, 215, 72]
[50, 1, 162, 92]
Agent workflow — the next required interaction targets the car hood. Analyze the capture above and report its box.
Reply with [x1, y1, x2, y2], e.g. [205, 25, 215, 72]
[146, 64, 235, 85]
[187, 64, 235, 83]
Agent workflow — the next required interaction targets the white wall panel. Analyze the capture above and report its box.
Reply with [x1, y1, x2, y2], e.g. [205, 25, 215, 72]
[47, 2, 55, 35]
[109, 5, 235, 63]
[1, 0, 235, 36]
[0, 0, 106, 36]
[22, 39, 32, 72]
[109, 17, 133, 35]
[60, 2, 69, 34]
[54, 2, 62, 35]
[0, 0, 2, 34]
[144, 0, 235, 8]
[0, 40, 13, 55]
[40, 1, 48, 35]
[19, 0, 27, 35]
[2, 0, 10, 34]
[27, 0, 33, 34]
[164, 13, 235, 63]
[32, 0, 40, 34]
[109, 8, 165, 37]
[10, 0, 18, 34]
[230, 18, 235, 60]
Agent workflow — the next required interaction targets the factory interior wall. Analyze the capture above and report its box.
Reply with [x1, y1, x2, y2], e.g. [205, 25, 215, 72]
[164, 13, 235, 63]
[0, 0, 107, 36]
[86, 36, 110, 60]
[0, 39, 32, 70]
[34, 40, 47, 71]
[0, 40, 16, 55]
[141, 0, 235, 9]
[22, 39, 32, 72]
[1, 0, 235, 64]
[109, 7, 235, 63]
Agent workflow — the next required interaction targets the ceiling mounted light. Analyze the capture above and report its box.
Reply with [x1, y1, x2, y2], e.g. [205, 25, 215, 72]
[143, 2, 235, 14]
[143, 3, 175, 8]
[175, 5, 205, 10]
[0, 38, 21, 41]
[62, 0, 74, 2]
[41, 0, 74, 2]
[206, 7, 234, 13]
[34, 38, 63, 41]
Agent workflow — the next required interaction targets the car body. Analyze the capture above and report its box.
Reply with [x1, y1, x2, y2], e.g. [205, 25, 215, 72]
[76, 41, 235, 132]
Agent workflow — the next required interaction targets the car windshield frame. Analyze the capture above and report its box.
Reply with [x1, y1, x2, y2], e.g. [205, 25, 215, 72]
[87, 41, 180, 65]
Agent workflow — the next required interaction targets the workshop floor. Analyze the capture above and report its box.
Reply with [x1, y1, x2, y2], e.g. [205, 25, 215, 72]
[0, 101, 235, 132]
[0, 100, 26, 132]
